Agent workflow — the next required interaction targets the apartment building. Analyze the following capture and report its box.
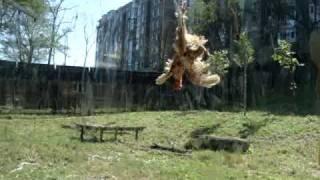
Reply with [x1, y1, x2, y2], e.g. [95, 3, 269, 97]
[96, 0, 184, 72]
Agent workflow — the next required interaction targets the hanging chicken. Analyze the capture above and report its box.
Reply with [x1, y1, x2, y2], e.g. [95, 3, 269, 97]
[155, 1, 221, 90]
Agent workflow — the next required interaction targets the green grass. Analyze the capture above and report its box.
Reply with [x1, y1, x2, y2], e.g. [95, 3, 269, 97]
[0, 111, 319, 179]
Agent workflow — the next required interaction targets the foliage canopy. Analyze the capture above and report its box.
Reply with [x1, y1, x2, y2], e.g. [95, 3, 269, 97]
[15, 0, 47, 14]
[232, 33, 254, 67]
[208, 50, 230, 76]
[272, 40, 301, 73]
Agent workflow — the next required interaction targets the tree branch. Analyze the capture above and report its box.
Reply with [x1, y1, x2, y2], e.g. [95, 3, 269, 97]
[5, 0, 37, 19]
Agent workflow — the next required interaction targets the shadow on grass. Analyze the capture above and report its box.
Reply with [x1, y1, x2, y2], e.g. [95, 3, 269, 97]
[190, 123, 221, 138]
[238, 117, 276, 138]
[70, 136, 120, 143]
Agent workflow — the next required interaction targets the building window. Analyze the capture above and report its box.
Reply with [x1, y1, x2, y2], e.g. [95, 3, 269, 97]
[280, 32, 286, 39]
[291, 31, 295, 39]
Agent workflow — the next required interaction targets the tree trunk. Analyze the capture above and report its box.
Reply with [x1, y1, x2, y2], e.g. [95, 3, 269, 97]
[244, 64, 247, 116]
[27, 39, 33, 64]
[314, 71, 320, 113]
[316, 70, 320, 98]
[47, 15, 57, 66]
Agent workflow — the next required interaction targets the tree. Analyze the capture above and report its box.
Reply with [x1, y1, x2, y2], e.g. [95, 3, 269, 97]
[233, 33, 254, 116]
[80, 24, 94, 115]
[14, 0, 46, 14]
[188, 0, 217, 34]
[310, 31, 320, 100]
[58, 34, 69, 65]
[0, 0, 46, 33]
[188, 0, 243, 107]
[1, 0, 73, 65]
[46, 0, 75, 66]
[208, 50, 230, 76]
[43, 0, 75, 112]
[1, 0, 46, 18]
[188, 0, 241, 50]
[0, 9, 50, 64]
[272, 40, 303, 96]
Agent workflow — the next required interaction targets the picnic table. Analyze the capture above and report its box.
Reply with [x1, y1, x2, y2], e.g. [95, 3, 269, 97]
[74, 123, 145, 142]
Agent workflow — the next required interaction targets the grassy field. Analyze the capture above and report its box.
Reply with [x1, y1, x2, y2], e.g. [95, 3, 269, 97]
[0, 110, 319, 179]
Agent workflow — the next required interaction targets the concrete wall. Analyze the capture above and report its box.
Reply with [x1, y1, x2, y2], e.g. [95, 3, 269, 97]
[95, 0, 177, 72]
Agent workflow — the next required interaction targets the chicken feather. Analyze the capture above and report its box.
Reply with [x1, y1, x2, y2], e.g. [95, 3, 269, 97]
[155, 0, 221, 90]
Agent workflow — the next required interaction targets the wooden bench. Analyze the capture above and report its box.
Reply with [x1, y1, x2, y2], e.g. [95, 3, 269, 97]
[74, 123, 145, 142]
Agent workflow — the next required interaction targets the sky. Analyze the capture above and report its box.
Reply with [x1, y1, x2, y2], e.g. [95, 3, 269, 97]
[54, 0, 131, 67]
